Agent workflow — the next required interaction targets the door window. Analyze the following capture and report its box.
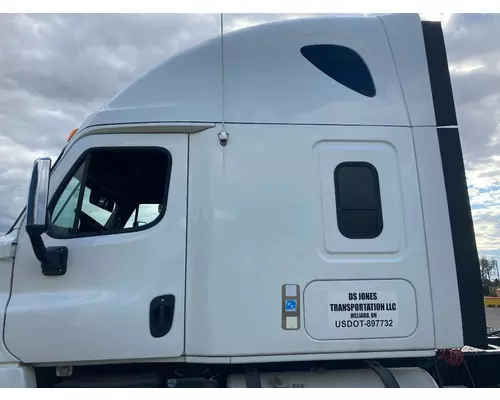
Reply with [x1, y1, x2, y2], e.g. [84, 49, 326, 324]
[49, 147, 171, 238]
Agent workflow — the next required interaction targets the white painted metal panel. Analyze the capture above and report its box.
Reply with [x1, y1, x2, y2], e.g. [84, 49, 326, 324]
[223, 16, 409, 126]
[185, 124, 434, 357]
[5, 133, 188, 364]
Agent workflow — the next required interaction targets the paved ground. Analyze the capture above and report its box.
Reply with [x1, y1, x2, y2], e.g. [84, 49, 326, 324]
[485, 307, 500, 330]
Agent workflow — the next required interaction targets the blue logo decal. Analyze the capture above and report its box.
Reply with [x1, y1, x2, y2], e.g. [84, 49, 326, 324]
[285, 299, 297, 312]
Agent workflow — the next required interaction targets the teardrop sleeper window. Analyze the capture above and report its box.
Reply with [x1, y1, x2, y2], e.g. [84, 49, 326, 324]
[300, 44, 376, 98]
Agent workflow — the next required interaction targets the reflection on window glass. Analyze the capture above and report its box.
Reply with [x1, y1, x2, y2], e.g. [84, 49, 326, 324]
[51, 163, 85, 230]
[49, 147, 171, 237]
[125, 204, 161, 228]
[81, 187, 114, 227]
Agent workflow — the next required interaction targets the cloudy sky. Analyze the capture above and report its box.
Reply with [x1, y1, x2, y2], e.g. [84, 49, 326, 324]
[0, 13, 499, 257]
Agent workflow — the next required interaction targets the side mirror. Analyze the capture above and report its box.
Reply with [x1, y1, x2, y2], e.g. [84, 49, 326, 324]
[26, 157, 68, 276]
[26, 157, 51, 233]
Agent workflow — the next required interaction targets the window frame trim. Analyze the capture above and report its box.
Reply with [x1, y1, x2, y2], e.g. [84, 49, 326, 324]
[333, 161, 383, 239]
[46, 145, 173, 240]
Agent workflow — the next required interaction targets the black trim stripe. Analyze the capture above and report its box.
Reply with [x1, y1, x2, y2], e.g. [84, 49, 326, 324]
[437, 127, 487, 348]
[422, 21, 487, 348]
[422, 21, 458, 127]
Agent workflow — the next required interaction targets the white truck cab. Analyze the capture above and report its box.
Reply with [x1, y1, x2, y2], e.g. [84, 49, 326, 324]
[0, 13, 488, 388]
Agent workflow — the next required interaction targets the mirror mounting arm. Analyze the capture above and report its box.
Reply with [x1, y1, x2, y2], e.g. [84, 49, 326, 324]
[26, 157, 68, 276]
[26, 228, 68, 276]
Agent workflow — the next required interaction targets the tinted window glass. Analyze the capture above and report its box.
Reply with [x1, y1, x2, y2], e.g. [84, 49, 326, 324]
[51, 163, 85, 231]
[300, 44, 376, 97]
[334, 162, 383, 238]
[49, 147, 171, 238]
[125, 204, 162, 229]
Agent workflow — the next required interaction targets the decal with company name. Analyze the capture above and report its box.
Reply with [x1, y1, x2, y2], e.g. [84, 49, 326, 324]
[328, 291, 398, 329]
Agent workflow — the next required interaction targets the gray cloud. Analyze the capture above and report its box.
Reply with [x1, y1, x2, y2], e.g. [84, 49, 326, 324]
[0, 13, 499, 257]
[440, 14, 500, 256]
[0, 13, 222, 232]
[445, 15, 500, 171]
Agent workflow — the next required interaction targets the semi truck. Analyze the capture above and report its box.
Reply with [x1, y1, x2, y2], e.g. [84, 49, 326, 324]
[0, 13, 498, 388]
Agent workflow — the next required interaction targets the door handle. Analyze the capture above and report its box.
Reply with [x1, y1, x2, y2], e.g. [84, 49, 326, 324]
[149, 295, 175, 338]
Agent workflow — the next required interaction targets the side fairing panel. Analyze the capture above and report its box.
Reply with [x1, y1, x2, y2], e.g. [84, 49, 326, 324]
[185, 124, 435, 357]
[379, 14, 436, 127]
[412, 126, 463, 349]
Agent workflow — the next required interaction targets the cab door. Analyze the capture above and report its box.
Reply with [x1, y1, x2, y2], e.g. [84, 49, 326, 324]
[4, 132, 188, 364]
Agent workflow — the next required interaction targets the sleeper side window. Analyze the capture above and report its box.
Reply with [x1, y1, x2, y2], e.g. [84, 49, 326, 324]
[334, 162, 383, 239]
[49, 147, 171, 238]
[300, 44, 376, 98]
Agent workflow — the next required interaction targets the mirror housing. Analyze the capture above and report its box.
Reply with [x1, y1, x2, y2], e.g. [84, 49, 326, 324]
[26, 158, 51, 235]
[89, 188, 115, 213]
[26, 157, 68, 276]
